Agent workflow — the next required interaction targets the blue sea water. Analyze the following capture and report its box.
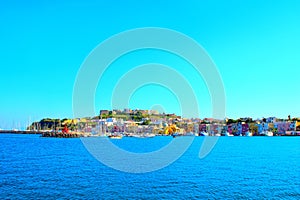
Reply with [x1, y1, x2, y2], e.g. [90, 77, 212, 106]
[0, 134, 299, 199]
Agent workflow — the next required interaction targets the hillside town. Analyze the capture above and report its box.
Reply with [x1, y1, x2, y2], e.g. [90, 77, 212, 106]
[27, 109, 300, 137]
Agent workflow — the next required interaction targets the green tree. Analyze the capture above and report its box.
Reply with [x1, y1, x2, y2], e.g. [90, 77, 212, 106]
[142, 119, 151, 125]
[249, 123, 258, 135]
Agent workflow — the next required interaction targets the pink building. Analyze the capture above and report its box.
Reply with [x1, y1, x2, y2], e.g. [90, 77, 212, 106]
[199, 124, 207, 132]
[275, 122, 290, 134]
[242, 123, 249, 134]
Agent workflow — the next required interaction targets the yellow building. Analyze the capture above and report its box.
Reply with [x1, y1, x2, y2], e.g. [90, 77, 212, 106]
[296, 121, 300, 130]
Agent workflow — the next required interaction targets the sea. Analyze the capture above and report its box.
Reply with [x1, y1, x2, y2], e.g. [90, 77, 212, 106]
[0, 134, 299, 199]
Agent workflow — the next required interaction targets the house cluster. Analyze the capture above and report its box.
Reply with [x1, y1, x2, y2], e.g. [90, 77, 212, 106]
[74, 110, 300, 136]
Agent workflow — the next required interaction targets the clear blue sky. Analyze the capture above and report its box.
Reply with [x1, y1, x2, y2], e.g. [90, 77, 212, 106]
[0, 0, 299, 129]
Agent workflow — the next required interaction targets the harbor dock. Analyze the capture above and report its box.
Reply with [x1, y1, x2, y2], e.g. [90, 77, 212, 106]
[0, 130, 44, 134]
[0, 130, 88, 138]
[41, 132, 86, 138]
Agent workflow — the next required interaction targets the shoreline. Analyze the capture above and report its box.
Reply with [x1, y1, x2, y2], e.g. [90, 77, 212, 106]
[0, 130, 45, 134]
[1, 130, 300, 138]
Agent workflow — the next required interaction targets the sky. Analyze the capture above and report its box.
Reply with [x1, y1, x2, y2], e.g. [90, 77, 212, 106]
[0, 0, 299, 129]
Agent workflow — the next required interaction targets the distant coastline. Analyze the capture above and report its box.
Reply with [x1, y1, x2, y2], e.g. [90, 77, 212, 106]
[2, 109, 300, 138]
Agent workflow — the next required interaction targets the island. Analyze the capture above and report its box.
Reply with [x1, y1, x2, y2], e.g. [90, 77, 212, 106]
[1, 109, 300, 138]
